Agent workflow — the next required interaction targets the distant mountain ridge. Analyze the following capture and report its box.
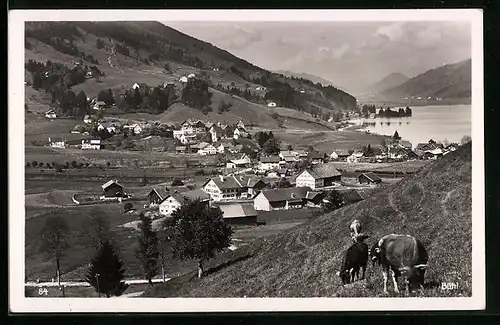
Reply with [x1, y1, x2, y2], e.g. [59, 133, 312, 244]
[380, 59, 471, 101]
[363, 72, 410, 95]
[274, 70, 348, 92]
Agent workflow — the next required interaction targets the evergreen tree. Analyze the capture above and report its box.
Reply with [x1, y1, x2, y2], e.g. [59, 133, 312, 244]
[393, 130, 401, 140]
[86, 241, 128, 297]
[136, 213, 160, 285]
[163, 199, 232, 278]
[323, 190, 345, 212]
[263, 137, 280, 154]
[40, 215, 69, 286]
[82, 208, 113, 251]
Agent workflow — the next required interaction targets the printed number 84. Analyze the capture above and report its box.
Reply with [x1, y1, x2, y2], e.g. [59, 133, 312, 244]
[38, 287, 48, 296]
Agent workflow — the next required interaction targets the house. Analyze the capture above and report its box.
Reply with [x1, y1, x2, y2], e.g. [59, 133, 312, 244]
[97, 123, 106, 131]
[388, 147, 409, 160]
[71, 125, 84, 134]
[329, 151, 339, 160]
[237, 120, 246, 129]
[209, 125, 223, 143]
[48, 137, 66, 149]
[332, 149, 350, 161]
[226, 155, 252, 169]
[106, 124, 117, 134]
[229, 144, 243, 154]
[294, 150, 308, 159]
[190, 120, 208, 133]
[202, 175, 268, 201]
[358, 172, 382, 185]
[175, 146, 187, 154]
[216, 202, 258, 225]
[308, 151, 326, 164]
[132, 83, 140, 90]
[81, 139, 101, 150]
[198, 143, 217, 156]
[445, 143, 459, 152]
[295, 162, 342, 190]
[233, 127, 248, 140]
[253, 187, 323, 211]
[180, 134, 197, 145]
[279, 151, 298, 163]
[179, 76, 188, 83]
[416, 142, 437, 151]
[148, 187, 170, 206]
[163, 82, 175, 88]
[267, 101, 277, 108]
[335, 188, 368, 205]
[45, 109, 57, 119]
[407, 149, 424, 160]
[133, 124, 143, 135]
[101, 180, 125, 198]
[216, 143, 227, 154]
[256, 86, 266, 91]
[93, 101, 106, 111]
[424, 148, 444, 160]
[188, 73, 196, 78]
[83, 115, 93, 124]
[259, 155, 281, 171]
[399, 140, 412, 149]
[158, 189, 210, 216]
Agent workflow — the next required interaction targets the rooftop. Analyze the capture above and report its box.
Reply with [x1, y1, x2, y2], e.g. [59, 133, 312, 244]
[260, 186, 314, 203]
[217, 202, 257, 219]
[304, 162, 342, 179]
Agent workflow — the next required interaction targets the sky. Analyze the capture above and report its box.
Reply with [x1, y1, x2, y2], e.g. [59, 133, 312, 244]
[163, 21, 471, 94]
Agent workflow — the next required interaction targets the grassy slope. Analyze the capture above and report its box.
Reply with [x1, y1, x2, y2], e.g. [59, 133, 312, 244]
[145, 142, 472, 298]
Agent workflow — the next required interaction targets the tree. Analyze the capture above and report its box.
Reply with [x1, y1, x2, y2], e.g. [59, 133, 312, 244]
[263, 138, 280, 155]
[164, 62, 171, 72]
[40, 215, 69, 286]
[83, 208, 112, 251]
[31, 160, 38, 168]
[393, 130, 401, 140]
[71, 160, 78, 168]
[460, 135, 472, 145]
[164, 199, 232, 278]
[277, 178, 291, 188]
[286, 144, 293, 151]
[363, 144, 374, 157]
[86, 240, 128, 297]
[136, 213, 160, 285]
[323, 190, 345, 212]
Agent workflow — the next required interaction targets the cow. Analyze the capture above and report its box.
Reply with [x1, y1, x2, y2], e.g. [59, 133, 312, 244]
[349, 219, 362, 242]
[370, 234, 428, 294]
[336, 241, 369, 285]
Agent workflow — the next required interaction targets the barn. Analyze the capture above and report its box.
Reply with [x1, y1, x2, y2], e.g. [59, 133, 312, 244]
[101, 180, 126, 197]
[358, 172, 382, 184]
[217, 202, 258, 225]
[148, 187, 169, 206]
[253, 187, 321, 211]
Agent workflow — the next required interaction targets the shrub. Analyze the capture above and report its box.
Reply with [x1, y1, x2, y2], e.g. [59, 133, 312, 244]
[107, 161, 111, 167]
[31, 161, 38, 168]
[71, 160, 78, 168]
[171, 179, 184, 187]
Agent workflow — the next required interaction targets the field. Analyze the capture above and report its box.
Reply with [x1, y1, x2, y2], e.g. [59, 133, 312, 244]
[144, 143, 472, 298]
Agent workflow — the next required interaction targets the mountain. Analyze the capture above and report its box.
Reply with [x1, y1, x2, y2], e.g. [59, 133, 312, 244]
[274, 70, 348, 91]
[380, 59, 471, 101]
[24, 21, 357, 126]
[363, 72, 410, 95]
[145, 142, 472, 298]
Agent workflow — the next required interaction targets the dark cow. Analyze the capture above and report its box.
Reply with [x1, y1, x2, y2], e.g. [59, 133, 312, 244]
[337, 241, 369, 285]
[370, 234, 428, 293]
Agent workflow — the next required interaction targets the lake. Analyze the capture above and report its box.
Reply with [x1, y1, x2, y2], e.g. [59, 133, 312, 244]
[349, 105, 471, 147]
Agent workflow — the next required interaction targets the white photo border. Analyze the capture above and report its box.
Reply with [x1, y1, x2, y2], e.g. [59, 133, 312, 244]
[8, 9, 485, 313]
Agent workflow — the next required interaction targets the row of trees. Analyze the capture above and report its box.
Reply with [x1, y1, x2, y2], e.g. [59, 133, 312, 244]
[378, 107, 412, 117]
[180, 78, 213, 115]
[119, 85, 178, 114]
[40, 200, 233, 297]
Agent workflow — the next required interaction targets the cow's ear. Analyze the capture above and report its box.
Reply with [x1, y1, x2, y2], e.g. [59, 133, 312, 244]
[375, 247, 381, 253]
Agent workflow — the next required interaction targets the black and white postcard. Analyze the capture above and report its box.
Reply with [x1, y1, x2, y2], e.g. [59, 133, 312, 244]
[8, 9, 484, 312]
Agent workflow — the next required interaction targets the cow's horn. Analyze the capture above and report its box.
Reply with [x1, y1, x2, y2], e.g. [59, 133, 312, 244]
[414, 264, 428, 269]
[336, 271, 340, 276]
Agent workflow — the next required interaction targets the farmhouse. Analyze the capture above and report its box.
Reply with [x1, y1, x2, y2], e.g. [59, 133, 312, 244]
[179, 76, 188, 83]
[416, 142, 437, 151]
[267, 101, 277, 107]
[81, 139, 101, 150]
[332, 149, 350, 160]
[101, 180, 125, 198]
[148, 187, 170, 206]
[233, 127, 248, 140]
[388, 147, 409, 160]
[83, 115, 93, 124]
[217, 202, 258, 225]
[180, 134, 197, 145]
[259, 155, 281, 171]
[358, 172, 382, 184]
[93, 101, 106, 111]
[329, 151, 338, 160]
[132, 83, 140, 90]
[198, 143, 217, 156]
[253, 187, 323, 211]
[203, 175, 268, 201]
[407, 149, 424, 160]
[48, 137, 66, 149]
[336, 188, 368, 205]
[209, 125, 223, 143]
[45, 109, 57, 119]
[295, 163, 342, 190]
[237, 120, 246, 129]
[226, 155, 252, 169]
[175, 146, 187, 154]
[279, 151, 298, 163]
[158, 189, 210, 216]
[308, 151, 326, 164]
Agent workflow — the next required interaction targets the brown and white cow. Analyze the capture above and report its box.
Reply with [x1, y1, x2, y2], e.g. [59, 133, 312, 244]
[349, 219, 362, 242]
[370, 234, 428, 294]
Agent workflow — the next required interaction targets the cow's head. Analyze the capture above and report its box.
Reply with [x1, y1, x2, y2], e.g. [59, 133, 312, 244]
[336, 269, 351, 285]
[399, 264, 427, 288]
[369, 244, 381, 266]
